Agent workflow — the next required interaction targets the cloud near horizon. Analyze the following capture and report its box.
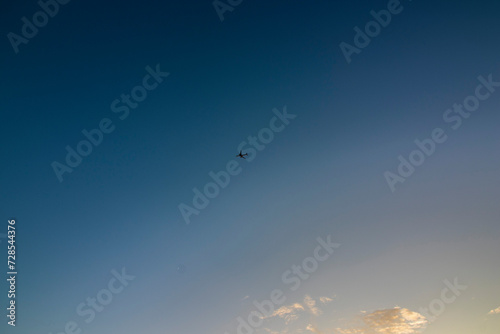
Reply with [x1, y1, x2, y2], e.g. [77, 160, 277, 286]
[334, 307, 428, 334]
[261, 295, 335, 325]
[304, 295, 322, 316]
[320, 297, 334, 304]
[487, 306, 500, 315]
[259, 297, 426, 334]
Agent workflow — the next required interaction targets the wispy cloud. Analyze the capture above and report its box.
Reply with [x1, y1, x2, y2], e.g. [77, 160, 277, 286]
[304, 295, 322, 316]
[487, 306, 500, 315]
[320, 296, 334, 304]
[263, 303, 305, 324]
[335, 307, 428, 334]
[260, 295, 334, 325]
[261, 327, 283, 334]
[306, 323, 324, 334]
[253, 285, 430, 334]
[259, 296, 424, 334]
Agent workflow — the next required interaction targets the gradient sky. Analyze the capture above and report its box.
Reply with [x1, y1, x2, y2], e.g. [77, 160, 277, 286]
[1, 0, 500, 334]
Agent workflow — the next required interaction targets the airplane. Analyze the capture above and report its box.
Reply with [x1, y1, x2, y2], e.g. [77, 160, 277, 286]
[236, 150, 248, 159]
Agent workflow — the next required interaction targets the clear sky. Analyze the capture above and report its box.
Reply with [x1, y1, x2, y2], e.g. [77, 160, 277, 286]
[1, 0, 499, 333]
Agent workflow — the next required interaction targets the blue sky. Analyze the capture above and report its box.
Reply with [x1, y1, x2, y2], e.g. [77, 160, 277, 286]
[1, 0, 500, 333]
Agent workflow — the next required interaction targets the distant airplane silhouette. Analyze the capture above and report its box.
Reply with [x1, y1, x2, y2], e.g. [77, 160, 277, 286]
[236, 150, 248, 159]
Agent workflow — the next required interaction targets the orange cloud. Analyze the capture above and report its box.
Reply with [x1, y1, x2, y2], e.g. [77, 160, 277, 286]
[487, 306, 500, 315]
[335, 307, 428, 334]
